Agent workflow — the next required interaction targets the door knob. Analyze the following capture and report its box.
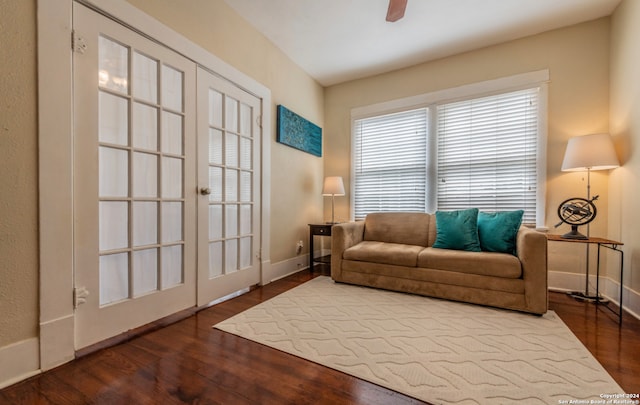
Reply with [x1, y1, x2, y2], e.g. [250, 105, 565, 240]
[200, 187, 211, 195]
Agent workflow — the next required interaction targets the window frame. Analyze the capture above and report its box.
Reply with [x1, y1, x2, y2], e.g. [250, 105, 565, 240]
[350, 70, 548, 228]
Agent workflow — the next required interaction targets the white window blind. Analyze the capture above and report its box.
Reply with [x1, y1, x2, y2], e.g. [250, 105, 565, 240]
[353, 109, 427, 219]
[436, 88, 539, 224]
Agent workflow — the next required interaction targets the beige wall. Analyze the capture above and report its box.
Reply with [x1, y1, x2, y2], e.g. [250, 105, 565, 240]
[125, 0, 325, 264]
[324, 18, 612, 277]
[610, 0, 640, 291]
[0, 0, 39, 347]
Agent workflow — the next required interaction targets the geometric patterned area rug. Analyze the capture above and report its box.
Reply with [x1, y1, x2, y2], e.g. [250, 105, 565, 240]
[214, 276, 623, 404]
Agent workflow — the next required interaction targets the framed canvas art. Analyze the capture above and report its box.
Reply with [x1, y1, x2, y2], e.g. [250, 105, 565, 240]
[276, 105, 322, 157]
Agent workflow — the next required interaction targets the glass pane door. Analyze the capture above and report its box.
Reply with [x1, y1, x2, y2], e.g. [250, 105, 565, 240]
[73, 3, 196, 349]
[98, 37, 188, 305]
[197, 67, 261, 306]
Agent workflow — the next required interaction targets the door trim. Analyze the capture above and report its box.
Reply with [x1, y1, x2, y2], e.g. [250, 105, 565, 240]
[37, 0, 272, 371]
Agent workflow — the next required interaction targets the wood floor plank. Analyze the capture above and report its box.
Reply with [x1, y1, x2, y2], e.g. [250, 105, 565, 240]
[2, 267, 638, 404]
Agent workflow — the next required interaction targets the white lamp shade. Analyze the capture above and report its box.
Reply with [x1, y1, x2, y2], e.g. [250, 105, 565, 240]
[561, 133, 620, 172]
[322, 176, 345, 196]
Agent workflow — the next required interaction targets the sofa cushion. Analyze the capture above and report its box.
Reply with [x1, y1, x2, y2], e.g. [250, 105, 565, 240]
[417, 247, 522, 278]
[478, 210, 523, 255]
[344, 241, 423, 267]
[364, 212, 433, 247]
[432, 209, 481, 252]
[341, 260, 525, 294]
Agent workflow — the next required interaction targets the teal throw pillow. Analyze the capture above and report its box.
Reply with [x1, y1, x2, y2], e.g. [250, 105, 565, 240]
[433, 208, 481, 252]
[477, 210, 524, 255]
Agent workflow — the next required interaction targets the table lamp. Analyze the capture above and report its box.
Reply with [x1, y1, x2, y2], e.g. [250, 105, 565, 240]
[560, 133, 619, 301]
[322, 176, 345, 224]
[561, 133, 620, 200]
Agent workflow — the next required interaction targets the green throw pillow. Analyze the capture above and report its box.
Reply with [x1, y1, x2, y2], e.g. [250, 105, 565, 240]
[433, 208, 481, 252]
[477, 210, 524, 255]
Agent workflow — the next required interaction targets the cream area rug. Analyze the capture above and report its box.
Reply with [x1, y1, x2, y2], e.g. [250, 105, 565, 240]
[214, 277, 623, 404]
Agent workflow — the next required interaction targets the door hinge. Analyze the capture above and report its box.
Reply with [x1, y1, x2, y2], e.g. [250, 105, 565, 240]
[71, 30, 87, 54]
[74, 286, 90, 309]
[256, 115, 262, 129]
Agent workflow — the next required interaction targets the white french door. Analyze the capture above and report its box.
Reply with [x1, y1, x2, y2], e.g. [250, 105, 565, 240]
[196, 68, 261, 306]
[73, 3, 197, 349]
[73, 3, 263, 349]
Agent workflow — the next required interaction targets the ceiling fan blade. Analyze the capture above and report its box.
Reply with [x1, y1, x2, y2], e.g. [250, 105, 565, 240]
[386, 0, 407, 22]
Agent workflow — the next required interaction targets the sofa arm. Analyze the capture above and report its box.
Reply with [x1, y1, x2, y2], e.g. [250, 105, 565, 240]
[331, 221, 365, 281]
[517, 227, 548, 314]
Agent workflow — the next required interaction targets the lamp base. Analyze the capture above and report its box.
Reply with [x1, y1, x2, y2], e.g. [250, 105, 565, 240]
[561, 225, 588, 240]
[566, 291, 609, 304]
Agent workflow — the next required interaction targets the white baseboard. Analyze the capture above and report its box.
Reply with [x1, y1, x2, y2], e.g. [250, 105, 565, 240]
[265, 250, 331, 284]
[0, 337, 40, 389]
[548, 270, 640, 320]
[259, 259, 272, 286]
[39, 313, 75, 371]
[265, 254, 309, 283]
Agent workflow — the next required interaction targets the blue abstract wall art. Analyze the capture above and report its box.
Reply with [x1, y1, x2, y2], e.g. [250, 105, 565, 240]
[276, 105, 322, 157]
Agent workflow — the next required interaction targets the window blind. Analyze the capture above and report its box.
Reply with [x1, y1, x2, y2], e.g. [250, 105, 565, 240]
[353, 109, 427, 220]
[436, 88, 539, 224]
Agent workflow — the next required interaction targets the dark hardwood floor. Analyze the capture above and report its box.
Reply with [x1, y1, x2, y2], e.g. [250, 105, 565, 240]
[2, 267, 639, 404]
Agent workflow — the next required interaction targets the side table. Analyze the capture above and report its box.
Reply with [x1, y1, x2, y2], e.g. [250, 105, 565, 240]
[308, 224, 333, 273]
[546, 234, 624, 324]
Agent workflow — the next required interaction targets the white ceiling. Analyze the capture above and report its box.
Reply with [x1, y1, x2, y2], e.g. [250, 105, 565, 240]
[224, 0, 621, 86]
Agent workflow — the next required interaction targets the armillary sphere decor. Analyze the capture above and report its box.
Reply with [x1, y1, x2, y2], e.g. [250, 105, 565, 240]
[555, 195, 598, 239]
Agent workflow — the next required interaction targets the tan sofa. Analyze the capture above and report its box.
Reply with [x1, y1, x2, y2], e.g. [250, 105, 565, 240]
[331, 212, 548, 314]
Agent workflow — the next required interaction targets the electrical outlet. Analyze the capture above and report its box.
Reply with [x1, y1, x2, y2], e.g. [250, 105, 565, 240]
[296, 240, 304, 255]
